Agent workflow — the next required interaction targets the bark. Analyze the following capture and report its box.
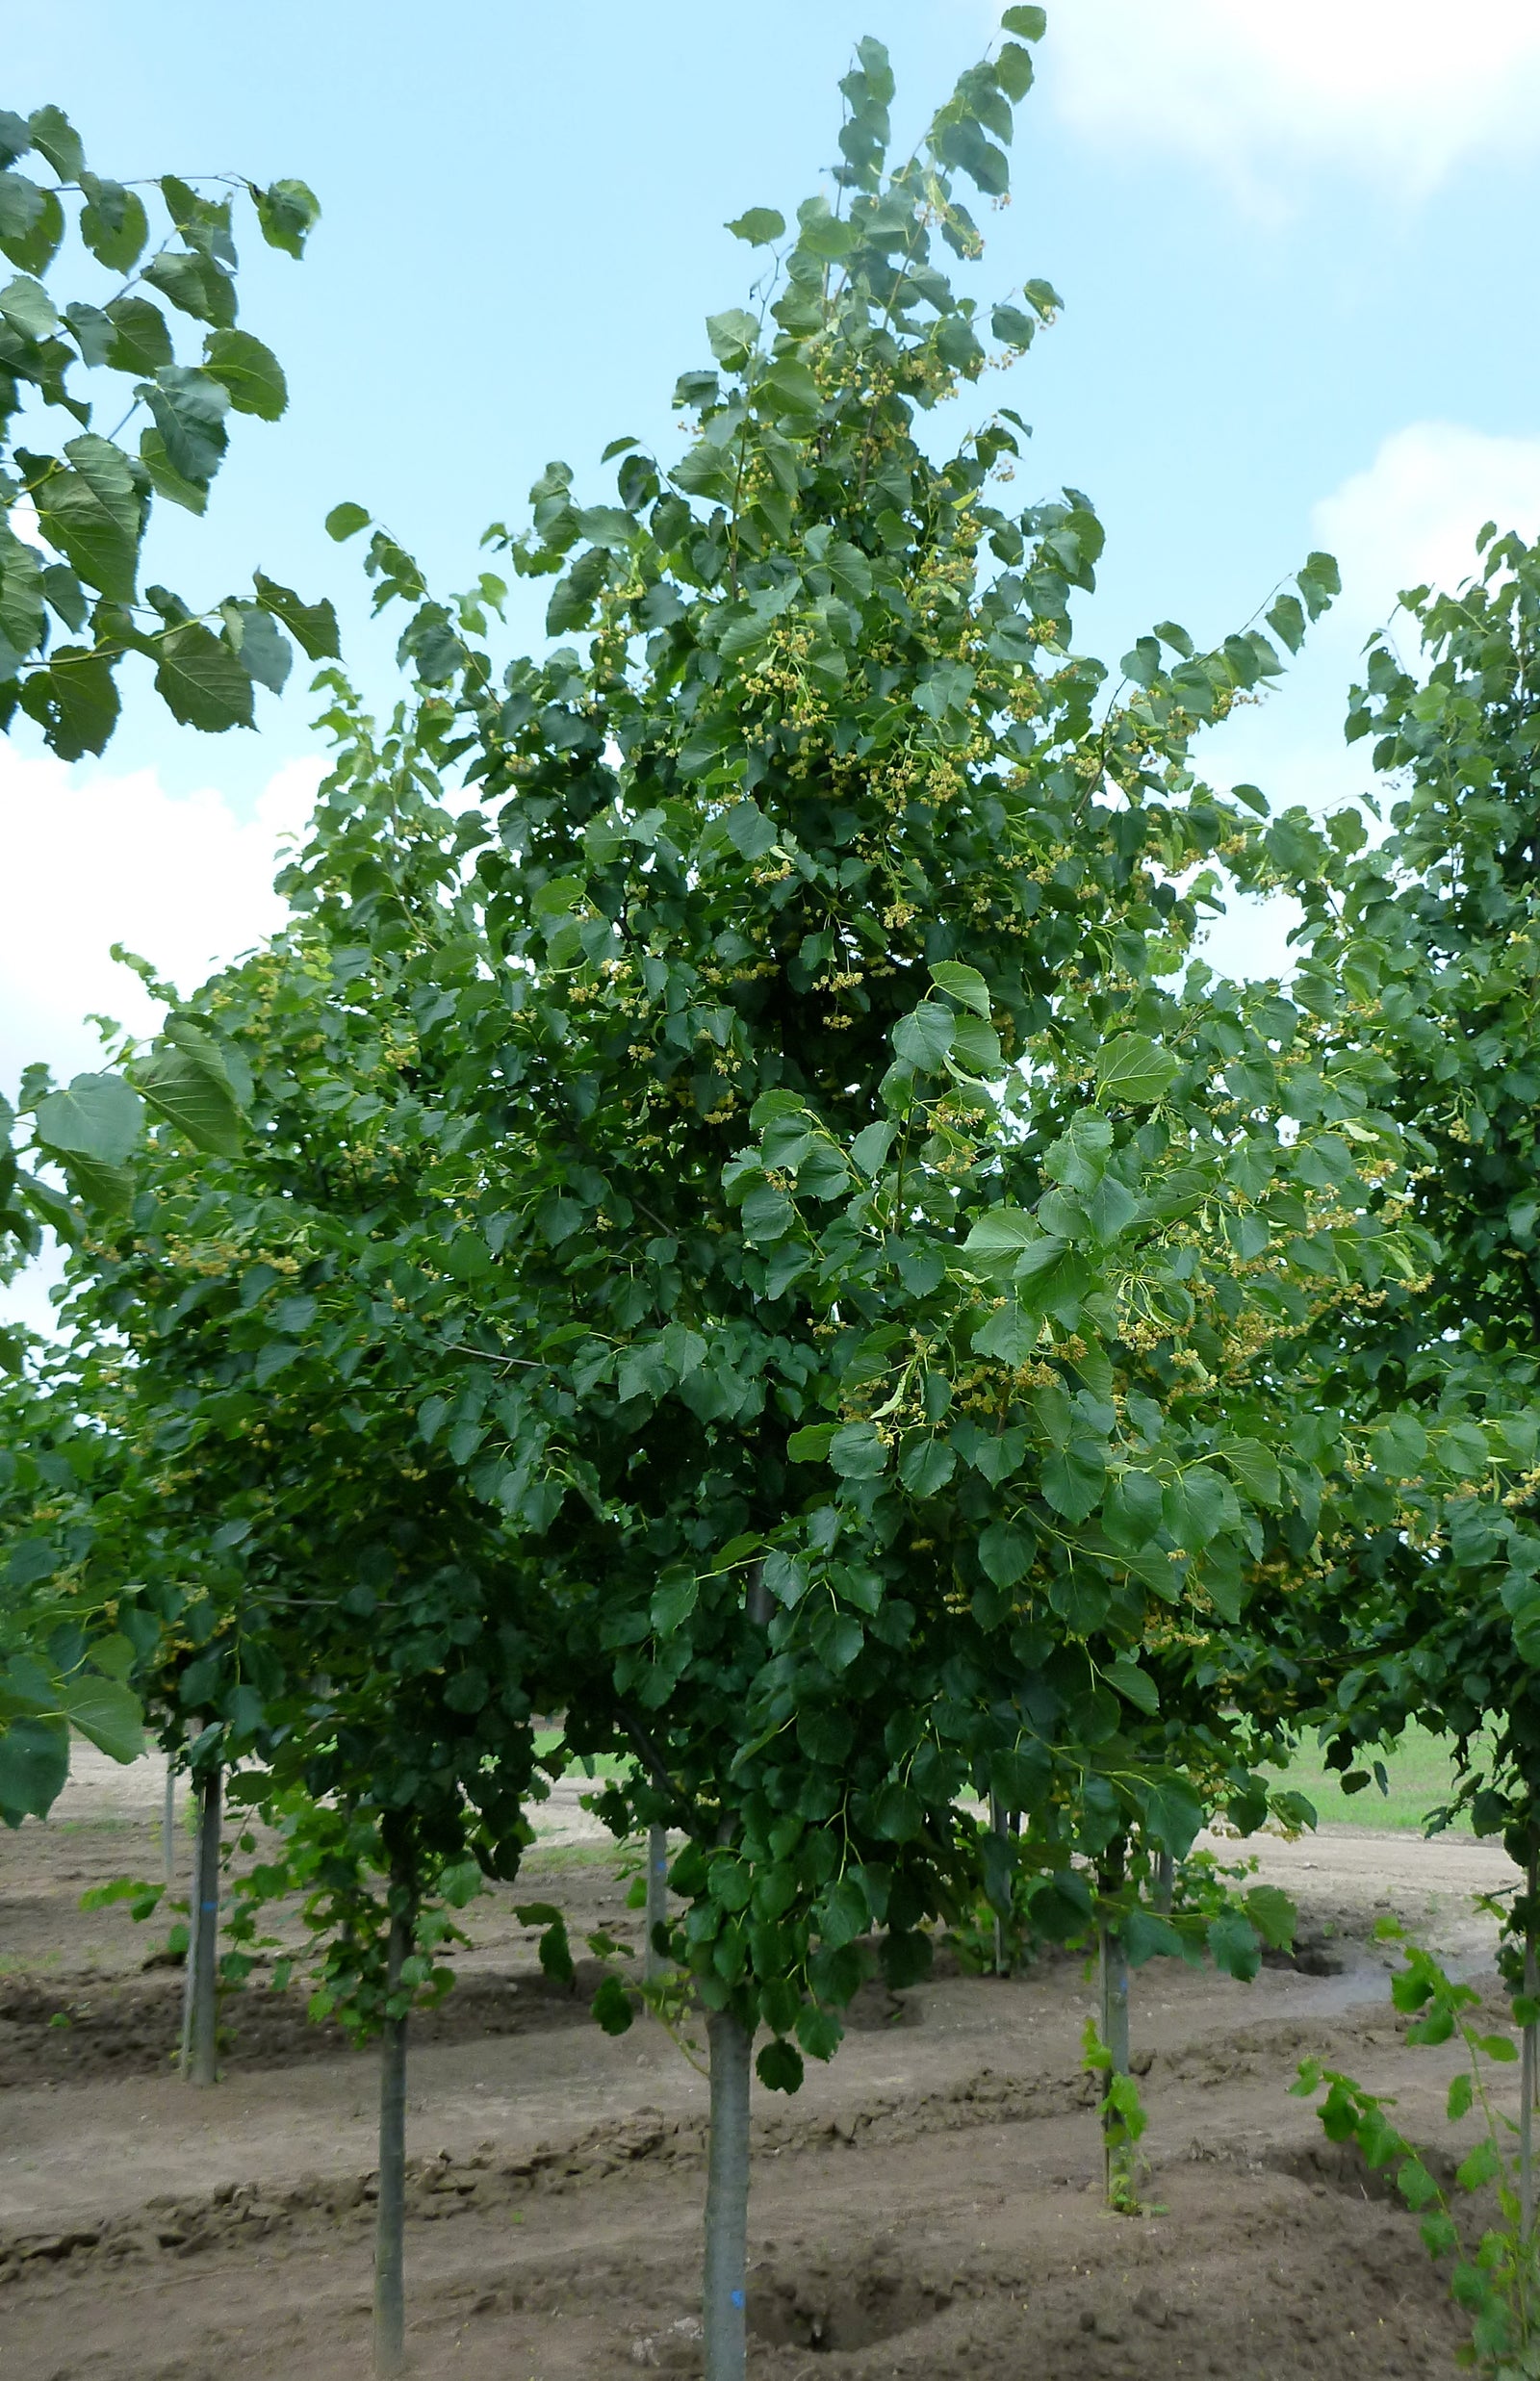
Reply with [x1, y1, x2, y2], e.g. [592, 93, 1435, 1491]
[645, 1822, 670, 1984]
[1523, 1843, 1537, 2247]
[703, 2006, 753, 2381]
[1153, 1848, 1174, 1915]
[1098, 1839, 1131, 2205]
[988, 1795, 1019, 1975]
[185, 1758, 222, 2087]
[162, 1735, 178, 1889]
[374, 1887, 413, 2378]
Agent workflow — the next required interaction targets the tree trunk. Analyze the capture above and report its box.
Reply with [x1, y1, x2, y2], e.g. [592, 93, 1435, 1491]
[988, 1795, 1019, 1975]
[184, 1757, 221, 2087]
[1153, 1848, 1174, 1915]
[1524, 1842, 1537, 2246]
[703, 2006, 753, 2381]
[645, 1822, 670, 1983]
[163, 1734, 178, 1889]
[1098, 1838, 1131, 2205]
[374, 1888, 413, 2378]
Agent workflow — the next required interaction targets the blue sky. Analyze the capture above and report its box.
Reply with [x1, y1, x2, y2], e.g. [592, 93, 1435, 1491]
[8, 0, 1540, 1185]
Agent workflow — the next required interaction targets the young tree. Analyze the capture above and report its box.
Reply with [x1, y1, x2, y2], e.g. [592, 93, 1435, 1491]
[50, 833, 577, 2365]
[1263, 526, 1540, 2228]
[295, 9, 1424, 2362]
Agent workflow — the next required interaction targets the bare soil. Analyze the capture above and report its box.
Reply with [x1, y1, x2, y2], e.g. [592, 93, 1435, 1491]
[0, 1748, 1525, 2380]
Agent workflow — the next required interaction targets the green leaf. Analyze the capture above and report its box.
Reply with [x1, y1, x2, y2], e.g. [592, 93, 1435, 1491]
[252, 571, 340, 661]
[0, 167, 42, 247]
[138, 1020, 244, 1155]
[140, 366, 230, 488]
[153, 622, 254, 732]
[253, 178, 320, 260]
[142, 248, 234, 327]
[1208, 1911, 1261, 1982]
[0, 1715, 68, 1823]
[650, 1573, 699, 1633]
[1267, 592, 1306, 654]
[972, 1301, 1038, 1366]
[1142, 1777, 1205, 1858]
[786, 1422, 835, 1462]
[58, 1677, 142, 1764]
[1094, 1034, 1181, 1107]
[104, 295, 173, 374]
[0, 272, 57, 340]
[325, 501, 371, 542]
[1455, 2138, 1502, 2192]
[962, 1208, 1040, 1265]
[223, 602, 292, 693]
[978, 1521, 1032, 1588]
[850, 1121, 896, 1177]
[139, 429, 207, 516]
[1040, 1443, 1105, 1523]
[17, 646, 120, 761]
[80, 179, 149, 272]
[32, 1071, 143, 1165]
[1217, 1438, 1282, 1507]
[899, 1437, 957, 1497]
[0, 181, 61, 273]
[928, 960, 990, 1017]
[27, 106, 83, 181]
[757, 2035, 805, 2091]
[724, 800, 778, 860]
[991, 302, 1038, 347]
[1244, 1884, 1296, 1952]
[706, 307, 759, 363]
[829, 1421, 887, 1478]
[727, 208, 785, 246]
[892, 1001, 955, 1071]
[795, 2004, 844, 2060]
[590, 1975, 633, 2036]
[33, 436, 143, 601]
[796, 200, 857, 261]
[1106, 1656, 1159, 1715]
[760, 355, 823, 417]
[1001, 4, 1048, 35]
[204, 328, 288, 420]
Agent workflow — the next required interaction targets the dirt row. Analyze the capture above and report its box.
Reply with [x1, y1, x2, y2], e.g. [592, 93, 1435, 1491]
[1, 1761, 1525, 2379]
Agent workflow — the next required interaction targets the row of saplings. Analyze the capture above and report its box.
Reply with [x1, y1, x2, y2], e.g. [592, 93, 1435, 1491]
[111, 1694, 1496, 2381]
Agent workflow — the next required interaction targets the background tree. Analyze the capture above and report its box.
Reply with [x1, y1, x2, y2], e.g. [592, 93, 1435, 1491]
[1258, 526, 1540, 2231]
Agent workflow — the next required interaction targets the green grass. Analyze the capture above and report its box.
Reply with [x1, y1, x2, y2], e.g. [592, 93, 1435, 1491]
[1266, 1722, 1487, 1833]
[532, 1730, 629, 1779]
[516, 1839, 633, 1874]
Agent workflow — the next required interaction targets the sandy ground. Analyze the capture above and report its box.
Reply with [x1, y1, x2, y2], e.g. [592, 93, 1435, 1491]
[0, 1746, 1526, 2380]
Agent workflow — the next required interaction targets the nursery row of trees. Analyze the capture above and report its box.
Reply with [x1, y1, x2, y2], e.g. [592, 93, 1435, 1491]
[7, 12, 1540, 2375]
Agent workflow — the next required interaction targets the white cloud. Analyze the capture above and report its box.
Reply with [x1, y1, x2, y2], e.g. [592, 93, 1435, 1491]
[1314, 420, 1540, 626]
[1209, 418, 1540, 810]
[2, 746, 322, 1337]
[1048, 0, 1540, 194]
[0, 745, 322, 1097]
[1195, 420, 1540, 976]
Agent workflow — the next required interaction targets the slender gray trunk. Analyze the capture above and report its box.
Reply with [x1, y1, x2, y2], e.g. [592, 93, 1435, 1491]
[703, 2006, 753, 2381]
[645, 1822, 670, 1983]
[374, 1890, 412, 2378]
[1098, 1838, 1131, 2205]
[184, 1759, 221, 2087]
[163, 1735, 178, 1889]
[1523, 1845, 1537, 2247]
[1153, 1847, 1174, 1915]
[988, 1795, 1019, 1975]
